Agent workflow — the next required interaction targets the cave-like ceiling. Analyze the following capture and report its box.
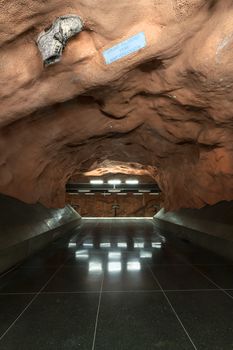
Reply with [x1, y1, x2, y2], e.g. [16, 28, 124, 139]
[1, 0, 233, 210]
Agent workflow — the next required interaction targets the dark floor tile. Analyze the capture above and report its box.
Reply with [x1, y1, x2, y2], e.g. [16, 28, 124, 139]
[167, 291, 233, 350]
[45, 266, 102, 292]
[145, 247, 187, 265]
[194, 265, 233, 289]
[0, 294, 33, 337]
[103, 265, 159, 291]
[94, 292, 194, 350]
[21, 249, 70, 268]
[0, 293, 98, 350]
[150, 265, 216, 290]
[0, 267, 56, 293]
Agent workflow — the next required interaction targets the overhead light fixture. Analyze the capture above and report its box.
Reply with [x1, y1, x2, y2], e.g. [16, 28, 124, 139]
[125, 179, 139, 185]
[79, 190, 91, 193]
[90, 179, 104, 185]
[68, 242, 76, 248]
[108, 179, 121, 185]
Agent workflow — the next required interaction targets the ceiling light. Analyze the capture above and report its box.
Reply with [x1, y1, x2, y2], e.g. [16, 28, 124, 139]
[90, 179, 104, 185]
[125, 179, 139, 185]
[108, 179, 121, 185]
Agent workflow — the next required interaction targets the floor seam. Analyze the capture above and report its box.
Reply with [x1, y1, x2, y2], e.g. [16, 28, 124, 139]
[191, 265, 233, 301]
[91, 273, 104, 350]
[0, 288, 232, 296]
[0, 262, 65, 342]
[147, 264, 198, 350]
[0, 233, 87, 342]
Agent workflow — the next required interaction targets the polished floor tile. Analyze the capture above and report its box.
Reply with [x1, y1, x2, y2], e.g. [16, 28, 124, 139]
[103, 266, 159, 291]
[44, 266, 103, 292]
[150, 265, 216, 290]
[167, 291, 233, 350]
[94, 292, 194, 350]
[0, 294, 33, 337]
[0, 267, 56, 293]
[0, 219, 232, 350]
[193, 264, 233, 289]
[0, 293, 98, 350]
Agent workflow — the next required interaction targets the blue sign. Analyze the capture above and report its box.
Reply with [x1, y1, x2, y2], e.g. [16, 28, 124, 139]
[103, 32, 147, 64]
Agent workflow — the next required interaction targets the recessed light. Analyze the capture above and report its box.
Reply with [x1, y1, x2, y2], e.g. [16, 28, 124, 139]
[108, 179, 121, 185]
[90, 179, 104, 185]
[125, 179, 139, 185]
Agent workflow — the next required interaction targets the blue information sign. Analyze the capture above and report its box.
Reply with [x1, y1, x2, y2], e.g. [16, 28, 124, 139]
[103, 32, 147, 64]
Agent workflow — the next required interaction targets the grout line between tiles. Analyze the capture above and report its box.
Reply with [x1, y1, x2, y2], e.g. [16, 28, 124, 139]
[191, 265, 233, 301]
[0, 264, 20, 279]
[0, 288, 232, 296]
[147, 264, 198, 350]
[0, 233, 88, 342]
[91, 273, 104, 350]
[0, 262, 65, 342]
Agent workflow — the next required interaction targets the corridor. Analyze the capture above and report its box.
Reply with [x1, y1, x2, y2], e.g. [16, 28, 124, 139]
[0, 219, 233, 349]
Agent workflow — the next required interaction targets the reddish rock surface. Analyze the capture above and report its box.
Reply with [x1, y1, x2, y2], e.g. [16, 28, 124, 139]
[1, 0, 233, 210]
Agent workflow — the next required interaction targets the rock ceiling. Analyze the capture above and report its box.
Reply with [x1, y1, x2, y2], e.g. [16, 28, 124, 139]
[1, 0, 233, 210]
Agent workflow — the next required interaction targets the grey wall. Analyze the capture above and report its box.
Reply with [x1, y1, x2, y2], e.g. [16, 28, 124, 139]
[154, 201, 233, 261]
[0, 194, 81, 274]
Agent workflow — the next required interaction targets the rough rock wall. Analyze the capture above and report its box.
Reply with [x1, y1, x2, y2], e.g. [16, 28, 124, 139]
[1, 0, 233, 210]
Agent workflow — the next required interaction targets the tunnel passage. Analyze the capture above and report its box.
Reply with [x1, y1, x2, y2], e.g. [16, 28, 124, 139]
[0, 217, 233, 349]
[66, 173, 162, 217]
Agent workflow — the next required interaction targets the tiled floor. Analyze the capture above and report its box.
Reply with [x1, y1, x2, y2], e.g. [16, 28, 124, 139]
[0, 219, 233, 349]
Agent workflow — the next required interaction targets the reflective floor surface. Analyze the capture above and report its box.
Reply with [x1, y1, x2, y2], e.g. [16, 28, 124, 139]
[0, 219, 233, 349]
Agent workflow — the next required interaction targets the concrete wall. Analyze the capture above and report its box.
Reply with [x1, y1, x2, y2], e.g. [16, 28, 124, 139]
[154, 201, 233, 261]
[0, 194, 81, 274]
